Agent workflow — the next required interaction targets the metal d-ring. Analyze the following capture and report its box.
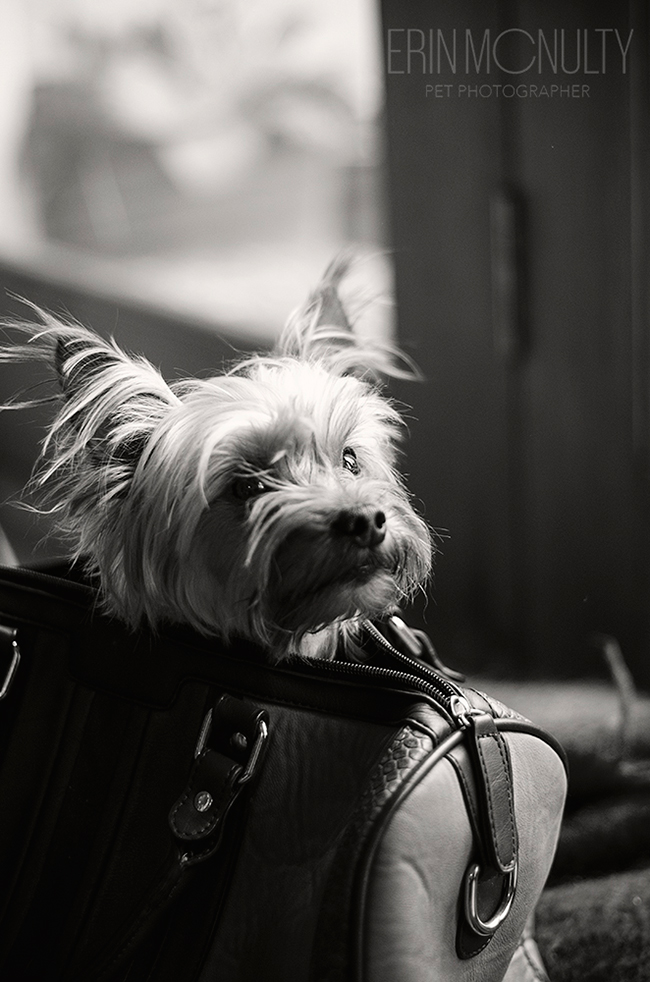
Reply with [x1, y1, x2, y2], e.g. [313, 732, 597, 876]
[0, 629, 20, 701]
[193, 703, 268, 786]
[463, 861, 518, 937]
[237, 718, 268, 785]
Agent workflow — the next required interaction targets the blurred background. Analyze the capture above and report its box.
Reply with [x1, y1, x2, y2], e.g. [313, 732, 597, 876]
[0, 0, 389, 333]
[0, 0, 649, 688]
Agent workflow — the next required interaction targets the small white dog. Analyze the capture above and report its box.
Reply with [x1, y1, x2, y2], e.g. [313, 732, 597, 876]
[0, 261, 432, 660]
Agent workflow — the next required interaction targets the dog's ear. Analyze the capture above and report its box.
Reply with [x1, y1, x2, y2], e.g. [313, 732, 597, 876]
[307, 256, 353, 336]
[1, 312, 180, 508]
[56, 335, 118, 400]
[51, 326, 178, 468]
[275, 257, 420, 381]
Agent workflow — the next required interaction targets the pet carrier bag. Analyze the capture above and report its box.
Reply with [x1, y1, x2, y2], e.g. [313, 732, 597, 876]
[0, 563, 566, 982]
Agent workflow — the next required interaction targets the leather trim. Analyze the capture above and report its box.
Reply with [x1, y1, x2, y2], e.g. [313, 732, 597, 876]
[493, 719, 568, 774]
[310, 724, 442, 981]
[352, 729, 465, 979]
[468, 713, 518, 874]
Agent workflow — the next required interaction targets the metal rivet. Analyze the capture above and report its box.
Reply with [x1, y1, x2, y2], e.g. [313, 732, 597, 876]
[231, 732, 248, 751]
[194, 791, 213, 813]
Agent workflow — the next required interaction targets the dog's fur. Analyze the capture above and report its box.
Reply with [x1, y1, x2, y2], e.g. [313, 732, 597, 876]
[0, 261, 432, 660]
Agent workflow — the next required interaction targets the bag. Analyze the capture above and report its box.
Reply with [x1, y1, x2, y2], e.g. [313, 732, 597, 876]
[0, 564, 567, 982]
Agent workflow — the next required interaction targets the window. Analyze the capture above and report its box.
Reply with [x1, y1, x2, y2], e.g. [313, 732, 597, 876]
[0, 0, 392, 342]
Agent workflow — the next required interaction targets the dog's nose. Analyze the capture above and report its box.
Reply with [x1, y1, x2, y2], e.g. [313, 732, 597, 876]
[332, 509, 386, 548]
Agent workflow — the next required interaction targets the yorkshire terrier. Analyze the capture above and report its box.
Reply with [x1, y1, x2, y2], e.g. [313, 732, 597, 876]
[0, 260, 432, 660]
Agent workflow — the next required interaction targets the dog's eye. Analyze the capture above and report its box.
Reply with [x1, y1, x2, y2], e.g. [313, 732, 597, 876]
[342, 447, 360, 475]
[231, 477, 269, 501]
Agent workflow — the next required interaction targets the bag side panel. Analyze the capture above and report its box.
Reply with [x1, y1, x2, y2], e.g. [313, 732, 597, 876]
[197, 701, 400, 982]
[363, 732, 566, 982]
[63, 680, 216, 977]
[0, 614, 220, 981]
[0, 628, 89, 949]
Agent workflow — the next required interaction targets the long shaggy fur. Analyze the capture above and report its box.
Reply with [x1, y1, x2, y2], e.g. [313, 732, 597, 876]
[0, 260, 433, 660]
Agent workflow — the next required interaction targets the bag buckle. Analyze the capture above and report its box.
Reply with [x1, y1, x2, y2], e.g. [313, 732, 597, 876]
[0, 626, 20, 700]
[463, 861, 518, 937]
[194, 696, 269, 785]
[237, 716, 269, 785]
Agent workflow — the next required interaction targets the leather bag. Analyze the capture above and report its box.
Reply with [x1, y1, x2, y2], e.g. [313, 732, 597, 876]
[0, 564, 567, 982]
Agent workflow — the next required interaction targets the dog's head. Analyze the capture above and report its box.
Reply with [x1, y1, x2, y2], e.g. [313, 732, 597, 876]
[2, 261, 433, 658]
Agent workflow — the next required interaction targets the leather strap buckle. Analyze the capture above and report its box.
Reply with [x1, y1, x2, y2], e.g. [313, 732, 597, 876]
[194, 698, 268, 785]
[0, 625, 20, 700]
[237, 716, 269, 785]
[170, 693, 269, 865]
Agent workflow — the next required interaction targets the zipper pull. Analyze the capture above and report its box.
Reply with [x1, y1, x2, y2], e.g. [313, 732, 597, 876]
[449, 694, 475, 728]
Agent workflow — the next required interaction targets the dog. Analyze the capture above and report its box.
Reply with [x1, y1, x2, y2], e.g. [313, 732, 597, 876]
[0, 260, 432, 660]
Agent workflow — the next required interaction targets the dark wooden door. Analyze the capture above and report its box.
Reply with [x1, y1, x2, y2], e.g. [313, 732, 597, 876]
[381, 0, 650, 683]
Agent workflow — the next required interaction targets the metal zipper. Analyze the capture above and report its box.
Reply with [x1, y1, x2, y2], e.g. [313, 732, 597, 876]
[0, 567, 478, 728]
[294, 618, 474, 728]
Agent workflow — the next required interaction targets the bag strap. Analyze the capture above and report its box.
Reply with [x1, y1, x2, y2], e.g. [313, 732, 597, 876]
[65, 693, 269, 982]
[169, 693, 269, 864]
[465, 710, 518, 875]
[451, 710, 519, 959]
